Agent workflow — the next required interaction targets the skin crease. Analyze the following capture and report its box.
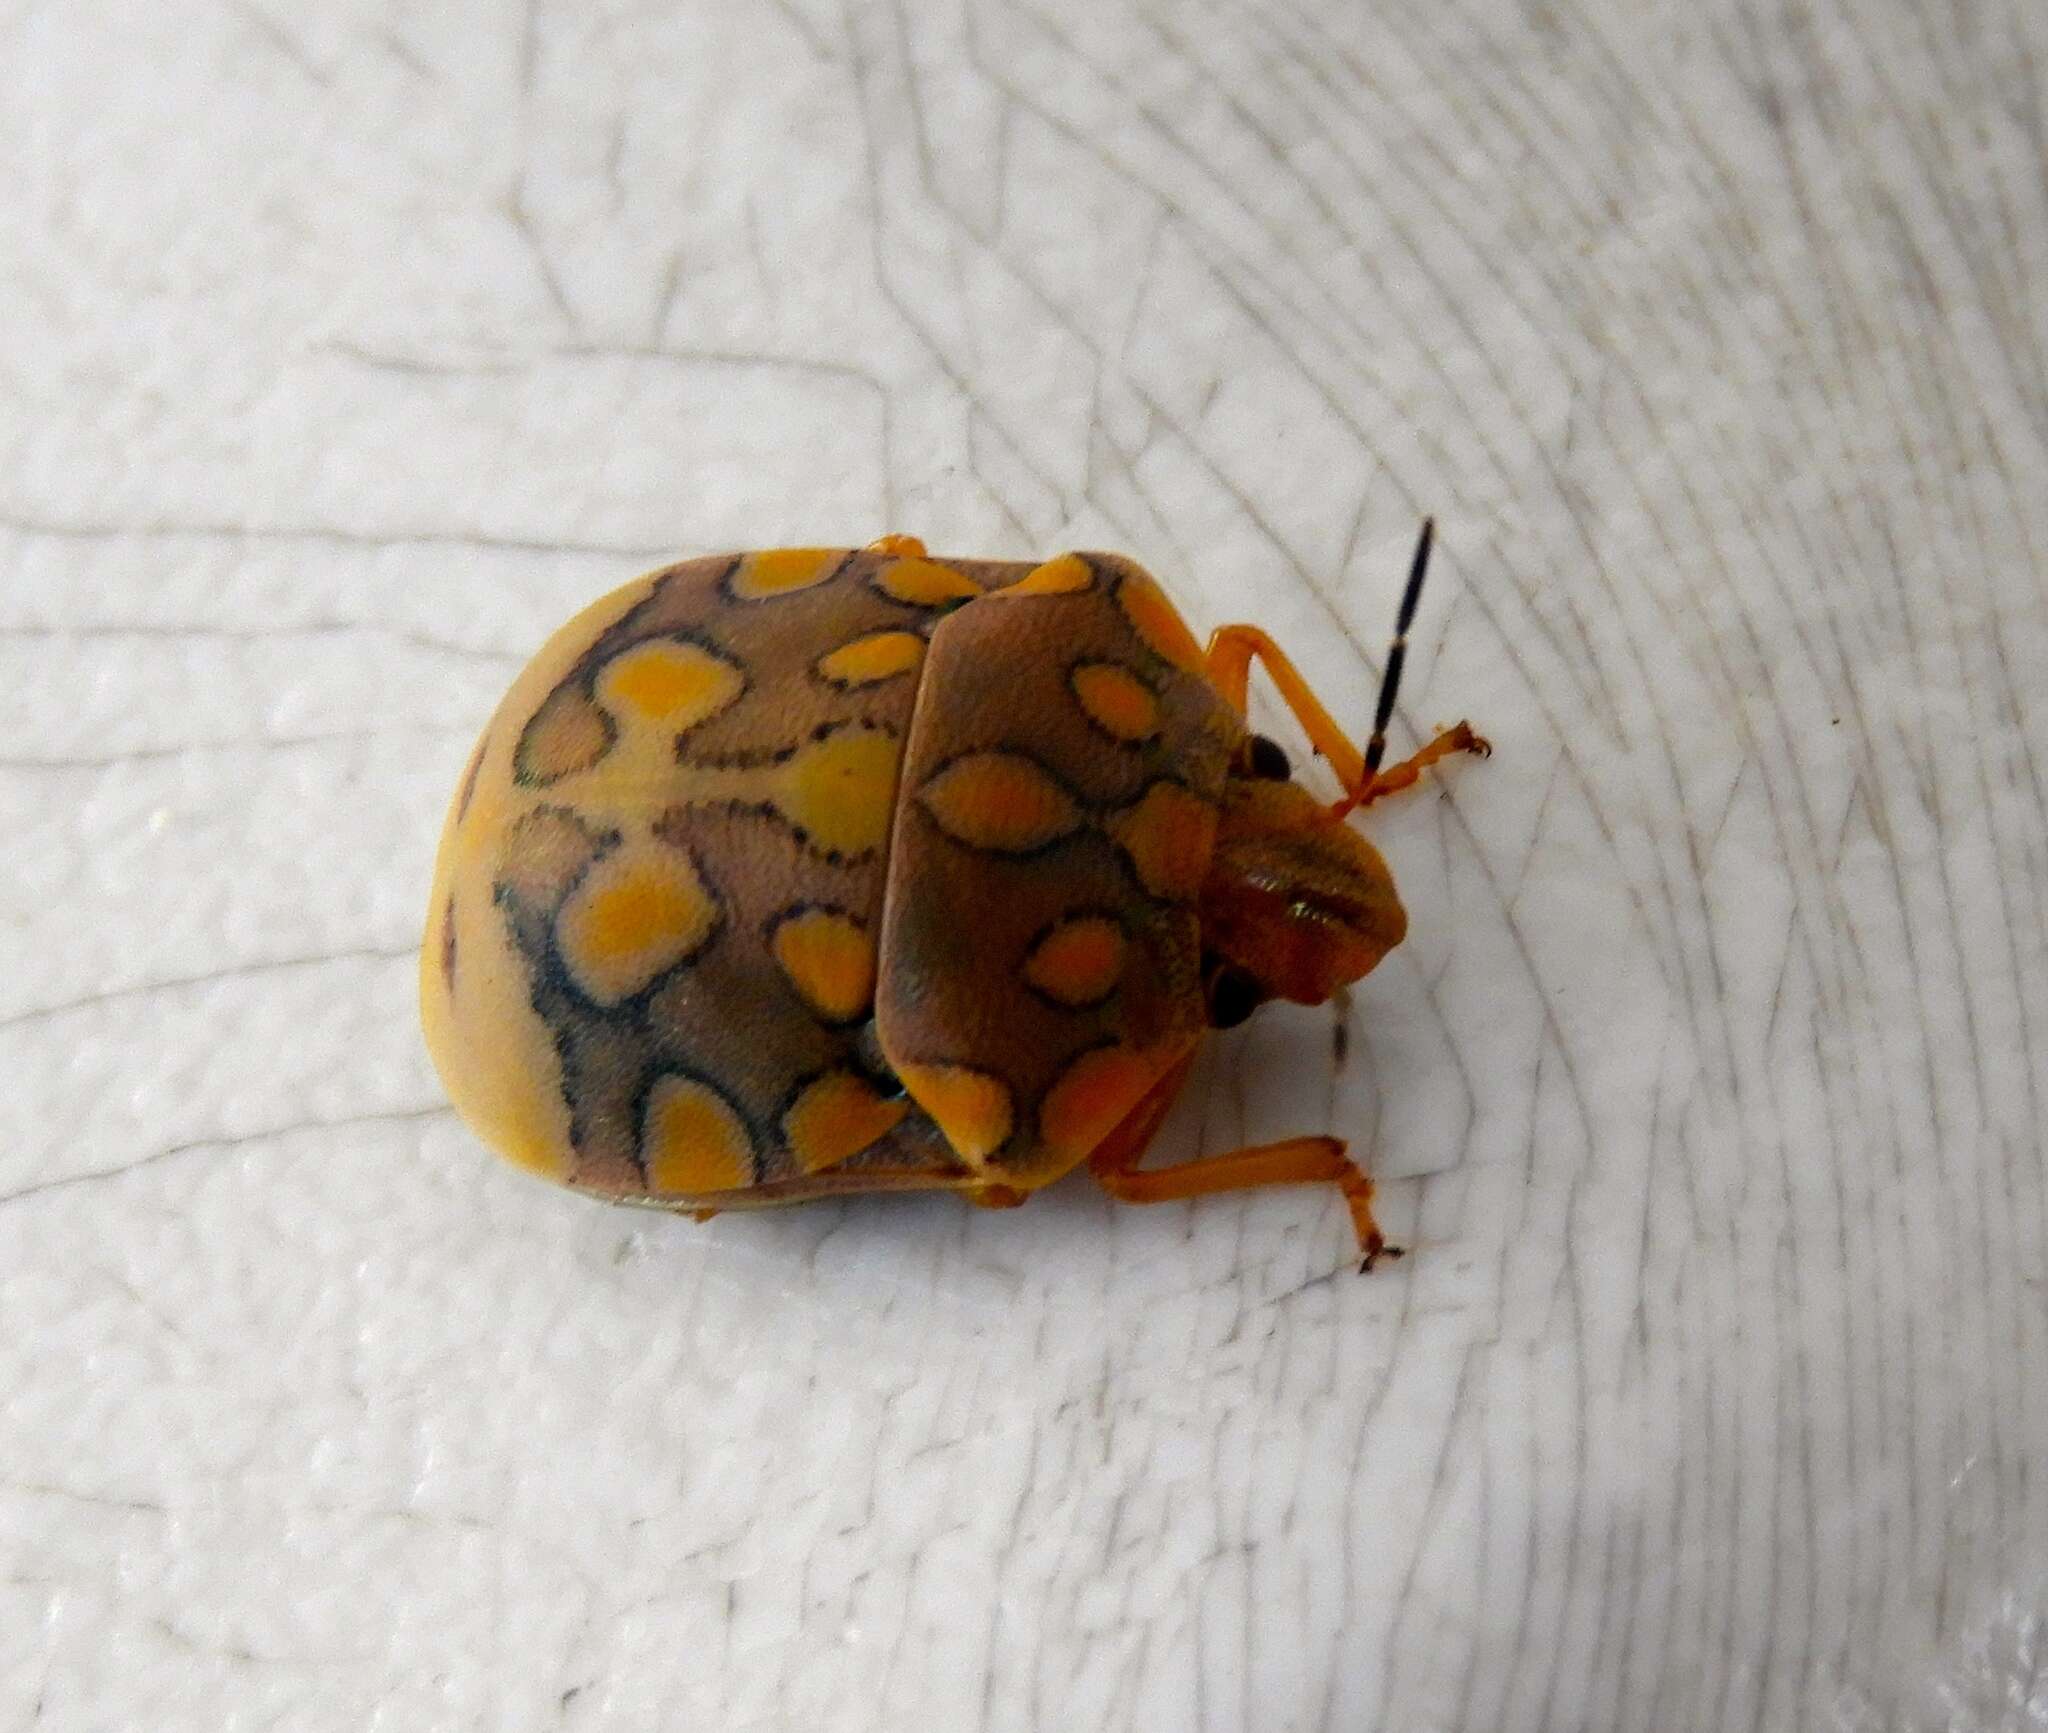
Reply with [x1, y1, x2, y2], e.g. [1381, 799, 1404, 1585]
[1197, 778, 1409, 1007]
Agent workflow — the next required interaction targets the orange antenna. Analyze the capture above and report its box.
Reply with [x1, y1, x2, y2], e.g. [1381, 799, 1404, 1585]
[1330, 518, 1434, 820]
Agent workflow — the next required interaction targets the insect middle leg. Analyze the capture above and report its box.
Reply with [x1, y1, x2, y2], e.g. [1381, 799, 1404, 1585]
[1083, 1053, 1400, 1270]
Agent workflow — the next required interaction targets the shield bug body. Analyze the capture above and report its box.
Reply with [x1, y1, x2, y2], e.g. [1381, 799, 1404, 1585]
[420, 529, 1484, 1266]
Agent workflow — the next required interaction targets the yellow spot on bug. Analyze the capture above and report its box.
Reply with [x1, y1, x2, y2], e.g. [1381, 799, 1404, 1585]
[1039, 1046, 1155, 1161]
[598, 638, 745, 730]
[782, 1069, 910, 1173]
[1116, 573, 1203, 671]
[897, 1063, 1014, 1166]
[1023, 915, 1127, 1008]
[776, 727, 902, 857]
[515, 686, 614, 785]
[556, 845, 720, 1005]
[874, 556, 981, 608]
[643, 1075, 754, 1193]
[732, 547, 841, 599]
[918, 752, 1083, 854]
[651, 728, 904, 860]
[1108, 781, 1214, 903]
[771, 907, 876, 1023]
[816, 631, 926, 689]
[1071, 662, 1160, 743]
[996, 553, 1094, 597]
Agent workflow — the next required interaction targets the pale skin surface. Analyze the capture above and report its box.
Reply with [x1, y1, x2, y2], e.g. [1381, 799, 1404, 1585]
[3, 3, 2044, 1732]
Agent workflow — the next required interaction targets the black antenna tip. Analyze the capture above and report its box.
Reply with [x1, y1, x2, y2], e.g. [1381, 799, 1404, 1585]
[1396, 518, 1435, 634]
[1362, 518, 1440, 780]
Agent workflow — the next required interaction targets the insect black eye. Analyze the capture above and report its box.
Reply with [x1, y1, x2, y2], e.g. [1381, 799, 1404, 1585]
[1246, 735, 1291, 781]
[1206, 964, 1264, 1029]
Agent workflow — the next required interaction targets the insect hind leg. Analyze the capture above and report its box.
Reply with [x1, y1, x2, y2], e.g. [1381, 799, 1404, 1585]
[1090, 1133, 1400, 1271]
[1081, 1055, 1401, 1270]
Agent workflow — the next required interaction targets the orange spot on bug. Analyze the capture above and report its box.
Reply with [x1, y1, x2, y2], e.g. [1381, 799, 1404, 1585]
[599, 638, 745, 730]
[1108, 781, 1214, 903]
[782, 1069, 911, 1173]
[874, 556, 981, 608]
[770, 907, 876, 1023]
[1070, 662, 1160, 743]
[816, 631, 926, 689]
[731, 548, 841, 599]
[1116, 573, 1203, 671]
[556, 845, 720, 1004]
[996, 553, 1093, 597]
[515, 686, 614, 785]
[1023, 915, 1127, 1009]
[897, 1063, 1014, 1166]
[865, 534, 927, 557]
[642, 1075, 754, 1192]
[1039, 1046, 1157, 1162]
[918, 752, 1083, 854]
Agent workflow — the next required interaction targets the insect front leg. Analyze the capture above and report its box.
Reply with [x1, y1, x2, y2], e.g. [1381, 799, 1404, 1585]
[1350, 722, 1491, 808]
[1204, 624, 1370, 791]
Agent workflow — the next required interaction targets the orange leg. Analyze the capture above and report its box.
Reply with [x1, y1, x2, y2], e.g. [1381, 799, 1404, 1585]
[1084, 1053, 1401, 1270]
[1204, 625, 1368, 792]
[1205, 625, 1487, 814]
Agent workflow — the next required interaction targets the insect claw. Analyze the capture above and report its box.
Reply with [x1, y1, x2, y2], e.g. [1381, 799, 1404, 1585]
[1439, 720, 1490, 758]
